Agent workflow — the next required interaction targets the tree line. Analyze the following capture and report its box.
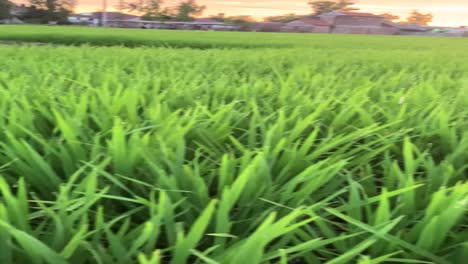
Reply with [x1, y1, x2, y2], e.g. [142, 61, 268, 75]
[0, 0, 13, 20]
[0, 0, 206, 23]
[117, 0, 434, 26]
[1, 0, 76, 23]
[1, 0, 434, 26]
[264, 1, 433, 25]
[115, 0, 205, 22]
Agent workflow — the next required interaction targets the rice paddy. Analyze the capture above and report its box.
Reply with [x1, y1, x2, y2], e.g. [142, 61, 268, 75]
[0, 25, 467, 264]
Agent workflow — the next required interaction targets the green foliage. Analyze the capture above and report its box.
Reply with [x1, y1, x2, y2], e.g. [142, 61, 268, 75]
[405, 10, 434, 26]
[0, 0, 12, 20]
[116, 0, 174, 21]
[264, 13, 303, 23]
[379, 13, 400, 22]
[173, 0, 205, 22]
[27, 0, 76, 23]
[308, 0, 358, 15]
[3, 25, 468, 49]
[0, 27, 467, 263]
[117, 0, 205, 22]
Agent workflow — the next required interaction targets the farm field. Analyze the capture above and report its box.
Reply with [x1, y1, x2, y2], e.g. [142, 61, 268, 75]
[2, 25, 468, 49]
[0, 26, 467, 264]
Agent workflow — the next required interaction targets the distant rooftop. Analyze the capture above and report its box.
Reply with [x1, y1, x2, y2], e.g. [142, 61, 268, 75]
[392, 24, 437, 31]
[295, 18, 331, 26]
[321, 11, 382, 18]
[90, 12, 140, 20]
[195, 18, 223, 23]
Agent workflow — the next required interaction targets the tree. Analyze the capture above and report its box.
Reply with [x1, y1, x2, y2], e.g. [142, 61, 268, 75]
[117, 0, 162, 18]
[115, 0, 127, 12]
[224, 15, 255, 30]
[264, 13, 303, 23]
[28, 0, 76, 22]
[116, 0, 169, 20]
[210, 13, 255, 26]
[0, 0, 13, 20]
[405, 10, 433, 25]
[20, 5, 47, 23]
[29, 0, 76, 13]
[117, 0, 204, 21]
[225, 15, 255, 24]
[308, 0, 358, 15]
[210, 12, 225, 22]
[379, 13, 400, 22]
[174, 0, 205, 21]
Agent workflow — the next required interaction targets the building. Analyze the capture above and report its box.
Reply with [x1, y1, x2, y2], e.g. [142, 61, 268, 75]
[449, 27, 468, 37]
[319, 11, 397, 35]
[69, 12, 141, 26]
[68, 13, 96, 25]
[282, 18, 331, 33]
[178, 18, 228, 30]
[0, 3, 25, 24]
[0, 17, 23, 24]
[107, 19, 239, 31]
[10, 4, 28, 18]
[95, 12, 141, 26]
[250, 22, 284, 32]
[69, 14, 238, 31]
[391, 24, 436, 35]
[189, 18, 239, 31]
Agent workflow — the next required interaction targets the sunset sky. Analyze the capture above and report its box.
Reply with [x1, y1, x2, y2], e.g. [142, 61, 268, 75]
[13, 0, 468, 26]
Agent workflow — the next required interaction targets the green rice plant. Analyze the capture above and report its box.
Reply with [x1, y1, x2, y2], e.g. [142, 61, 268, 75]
[0, 28, 467, 263]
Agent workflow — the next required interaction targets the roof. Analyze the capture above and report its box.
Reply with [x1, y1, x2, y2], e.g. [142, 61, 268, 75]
[339, 11, 380, 17]
[251, 22, 284, 30]
[446, 28, 468, 33]
[382, 22, 396, 27]
[195, 18, 220, 23]
[253, 22, 284, 26]
[322, 11, 381, 18]
[91, 12, 140, 20]
[0, 17, 24, 24]
[392, 24, 434, 32]
[192, 18, 225, 25]
[294, 18, 331, 26]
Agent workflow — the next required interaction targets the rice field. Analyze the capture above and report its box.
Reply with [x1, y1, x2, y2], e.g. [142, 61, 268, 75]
[0, 26, 467, 264]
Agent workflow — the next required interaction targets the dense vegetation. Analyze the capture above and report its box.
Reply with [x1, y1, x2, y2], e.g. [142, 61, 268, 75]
[0, 27, 467, 264]
[2, 25, 468, 49]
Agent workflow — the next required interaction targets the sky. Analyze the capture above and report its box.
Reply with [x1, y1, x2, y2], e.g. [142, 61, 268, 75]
[13, 0, 468, 26]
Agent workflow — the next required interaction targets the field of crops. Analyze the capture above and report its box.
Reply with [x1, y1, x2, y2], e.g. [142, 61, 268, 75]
[2, 25, 468, 50]
[0, 26, 467, 264]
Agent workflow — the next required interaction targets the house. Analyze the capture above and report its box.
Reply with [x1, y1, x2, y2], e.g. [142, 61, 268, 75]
[10, 4, 28, 18]
[391, 24, 436, 35]
[0, 17, 23, 24]
[68, 13, 96, 25]
[69, 12, 141, 27]
[449, 27, 468, 37]
[105, 18, 239, 31]
[282, 18, 331, 33]
[382, 23, 468, 37]
[96, 12, 141, 26]
[191, 18, 239, 31]
[427, 27, 467, 37]
[319, 11, 397, 35]
[210, 24, 239, 31]
[250, 22, 284, 32]
[0, 3, 25, 24]
[195, 18, 222, 24]
[179, 18, 227, 30]
[139, 19, 238, 31]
